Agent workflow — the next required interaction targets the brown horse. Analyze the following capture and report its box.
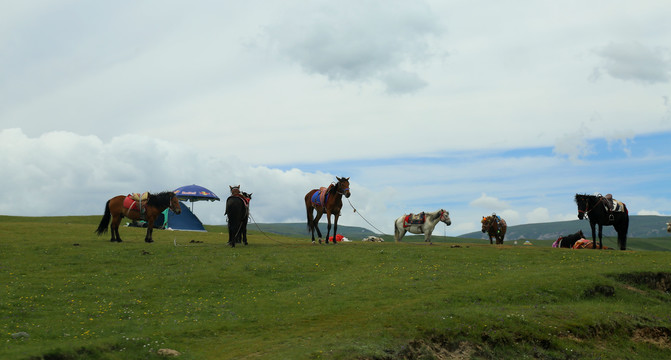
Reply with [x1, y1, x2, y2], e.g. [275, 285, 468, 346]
[304, 177, 351, 244]
[95, 191, 181, 243]
[481, 214, 507, 244]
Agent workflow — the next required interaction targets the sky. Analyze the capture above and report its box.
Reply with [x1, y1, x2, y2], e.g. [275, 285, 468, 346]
[1, 0, 670, 237]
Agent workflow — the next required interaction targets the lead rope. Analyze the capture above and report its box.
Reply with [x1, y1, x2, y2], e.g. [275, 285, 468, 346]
[345, 198, 390, 236]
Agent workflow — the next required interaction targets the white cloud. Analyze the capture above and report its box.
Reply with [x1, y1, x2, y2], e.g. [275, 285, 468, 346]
[637, 209, 664, 216]
[526, 207, 550, 224]
[469, 193, 509, 211]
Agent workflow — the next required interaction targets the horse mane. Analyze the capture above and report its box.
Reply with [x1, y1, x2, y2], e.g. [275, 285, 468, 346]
[430, 209, 443, 220]
[575, 193, 596, 204]
[147, 191, 175, 206]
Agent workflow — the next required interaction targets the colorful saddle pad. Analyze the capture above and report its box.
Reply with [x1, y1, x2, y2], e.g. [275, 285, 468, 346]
[311, 186, 331, 207]
[403, 213, 426, 228]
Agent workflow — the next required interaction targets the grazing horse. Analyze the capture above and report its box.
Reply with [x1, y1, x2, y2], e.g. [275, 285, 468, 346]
[393, 209, 451, 242]
[226, 188, 252, 247]
[95, 191, 181, 243]
[481, 214, 507, 244]
[552, 230, 585, 248]
[304, 177, 351, 244]
[667, 220, 671, 233]
[574, 194, 629, 250]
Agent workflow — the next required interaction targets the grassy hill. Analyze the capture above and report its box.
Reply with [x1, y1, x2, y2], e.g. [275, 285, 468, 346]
[459, 215, 671, 241]
[247, 222, 376, 240]
[1, 215, 671, 359]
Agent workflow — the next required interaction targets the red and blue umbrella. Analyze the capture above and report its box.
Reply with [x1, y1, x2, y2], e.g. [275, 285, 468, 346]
[173, 184, 220, 212]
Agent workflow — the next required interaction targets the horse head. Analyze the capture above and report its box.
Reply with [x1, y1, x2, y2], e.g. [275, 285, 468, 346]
[481, 216, 491, 233]
[440, 209, 451, 226]
[230, 185, 241, 195]
[574, 194, 590, 220]
[336, 177, 351, 198]
[242, 192, 252, 201]
[169, 192, 182, 214]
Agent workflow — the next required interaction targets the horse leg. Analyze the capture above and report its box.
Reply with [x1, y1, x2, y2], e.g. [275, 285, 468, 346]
[597, 224, 603, 249]
[111, 214, 123, 242]
[313, 211, 324, 244]
[144, 212, 155, 243]
[324, 212, 332, 244]
[394, 222, 406, 242]
[242, 217, 248, 245]
[227, 218, 236, 247]
[331, 213, 339, 245]
[590, 222, 597, 249]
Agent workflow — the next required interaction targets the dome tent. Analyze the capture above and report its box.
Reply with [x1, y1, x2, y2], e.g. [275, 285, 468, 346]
[160, 201, 206, 231]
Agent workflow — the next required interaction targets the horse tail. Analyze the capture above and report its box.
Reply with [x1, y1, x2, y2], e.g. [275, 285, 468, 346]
[305, 192, 315, 232]
[95, 200, 111, 235]
[618, 205, 629, 250]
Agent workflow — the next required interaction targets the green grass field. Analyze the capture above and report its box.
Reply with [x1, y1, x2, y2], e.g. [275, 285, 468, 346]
[1, 216, 670, 359]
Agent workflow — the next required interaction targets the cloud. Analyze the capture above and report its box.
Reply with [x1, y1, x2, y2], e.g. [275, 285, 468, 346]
[593, 41, 671, 84]
[264, 0, 443, 93]
[469, 193, 509, 211]
[552, 122, 593, 161]
[0, 129, 335, 227]
[526, 207, 550, 224]
[637, 209, 664, 216]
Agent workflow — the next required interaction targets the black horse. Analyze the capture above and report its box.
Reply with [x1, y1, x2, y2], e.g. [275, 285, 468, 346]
[574, 194, 629, 250]
[554, 230, 585, 248]
[225, 191, 252, 247]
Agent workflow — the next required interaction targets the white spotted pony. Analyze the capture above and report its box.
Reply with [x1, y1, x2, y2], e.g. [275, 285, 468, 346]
[394, 209, 451, 242]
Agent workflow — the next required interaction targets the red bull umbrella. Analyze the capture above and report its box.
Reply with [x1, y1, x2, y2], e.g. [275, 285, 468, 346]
[173, 184, 220, 211]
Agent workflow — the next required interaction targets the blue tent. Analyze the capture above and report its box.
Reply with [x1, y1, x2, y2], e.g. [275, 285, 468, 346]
[162, 201, 206, 231]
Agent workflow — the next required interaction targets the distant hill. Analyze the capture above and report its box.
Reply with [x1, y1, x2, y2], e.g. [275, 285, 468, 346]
[458, 215, 670, 240]
[251, 222, 376, 240]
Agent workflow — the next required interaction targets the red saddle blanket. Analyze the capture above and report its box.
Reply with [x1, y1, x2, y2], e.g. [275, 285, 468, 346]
[123, 193, 147, 212]
[403, 213, 426, 228]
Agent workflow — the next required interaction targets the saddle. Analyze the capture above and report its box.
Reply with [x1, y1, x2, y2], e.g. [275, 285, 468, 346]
[403, 212, 426, 228]
[123, 192, 149, 213]
[311, 185, 332, 207]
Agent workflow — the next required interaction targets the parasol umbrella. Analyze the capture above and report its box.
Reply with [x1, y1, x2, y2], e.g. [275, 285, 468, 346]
[173, 184, 220, 212]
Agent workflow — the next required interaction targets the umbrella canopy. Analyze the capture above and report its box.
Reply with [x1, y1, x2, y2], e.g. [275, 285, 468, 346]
[173, 184, 220, 202]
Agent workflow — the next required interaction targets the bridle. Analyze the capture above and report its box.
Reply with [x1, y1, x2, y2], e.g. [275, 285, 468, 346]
[577, 197, 598, 218]
[336, 181, 350, 195]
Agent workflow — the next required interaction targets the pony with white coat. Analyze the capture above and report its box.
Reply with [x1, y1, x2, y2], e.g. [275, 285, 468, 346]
[394, 209, 451, 243]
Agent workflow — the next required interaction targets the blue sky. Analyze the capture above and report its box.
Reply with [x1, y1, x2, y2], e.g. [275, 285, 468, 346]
[1, 1, 670, 237]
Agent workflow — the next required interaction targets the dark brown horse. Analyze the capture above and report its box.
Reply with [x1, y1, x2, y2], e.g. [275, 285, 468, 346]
[305, 177, 351, 244]
[95, 191, 181, 243]
[226, 187, 252, 247]
[481, 214, 507, 244]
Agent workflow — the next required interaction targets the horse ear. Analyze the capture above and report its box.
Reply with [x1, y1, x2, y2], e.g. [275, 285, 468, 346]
[336, 176, 342, 181]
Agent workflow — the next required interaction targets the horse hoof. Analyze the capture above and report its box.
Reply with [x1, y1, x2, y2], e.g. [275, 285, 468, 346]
[318, 239, 322, 244]
[145, 239, 154, 243]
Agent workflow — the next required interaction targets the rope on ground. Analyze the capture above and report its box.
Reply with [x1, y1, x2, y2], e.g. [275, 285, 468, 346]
[346, 198, 390, 237]
[248, 212, 300, 247]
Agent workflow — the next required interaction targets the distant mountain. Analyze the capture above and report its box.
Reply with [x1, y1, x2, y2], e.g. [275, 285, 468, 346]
[253, 223, 376, 240]
[458, 215, 670, 240]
